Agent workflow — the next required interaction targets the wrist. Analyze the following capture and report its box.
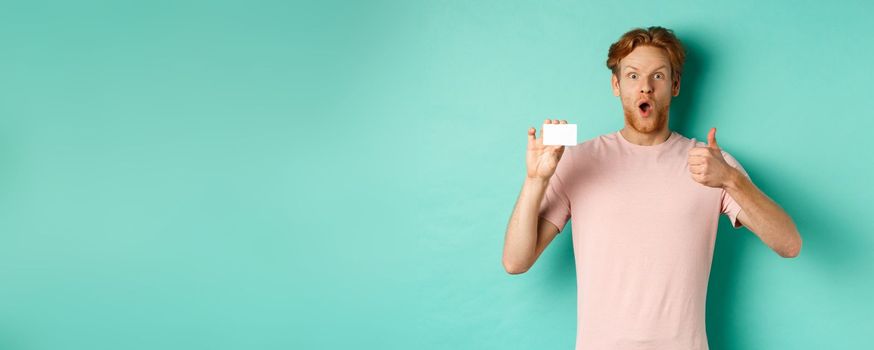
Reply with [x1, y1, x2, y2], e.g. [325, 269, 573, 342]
[525, 176, 550, 187]
[722, 168, 743, 191]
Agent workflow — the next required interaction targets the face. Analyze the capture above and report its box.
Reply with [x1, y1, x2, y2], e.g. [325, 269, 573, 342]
[611, 45, 681, 134]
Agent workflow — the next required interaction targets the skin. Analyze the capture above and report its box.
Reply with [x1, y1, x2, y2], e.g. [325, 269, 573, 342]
[501, 119, 569, 274]
[504, 45, 801, 274]
[611, 45, 679, 146]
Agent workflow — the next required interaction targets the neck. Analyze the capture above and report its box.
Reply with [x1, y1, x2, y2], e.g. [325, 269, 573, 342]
[620, 126, 672, 146]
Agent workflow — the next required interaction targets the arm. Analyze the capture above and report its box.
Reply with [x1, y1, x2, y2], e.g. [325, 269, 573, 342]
[503, 178, 562, 274]
[503, 119, 568, 274]
[725, 170, 802, 258]
[688, 127, 803, 258]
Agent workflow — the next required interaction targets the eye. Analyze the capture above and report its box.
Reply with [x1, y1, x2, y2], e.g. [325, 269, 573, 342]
[654, 73, 664, 79]
[628, 73, 638, 79]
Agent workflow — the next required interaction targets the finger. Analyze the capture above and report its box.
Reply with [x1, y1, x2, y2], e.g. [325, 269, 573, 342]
[707, 127, 719, 149]
[688, 148, 709, 157]
[560, 120, 567, 124]
[687, 159, 704, 166]
[528, 127, 536, 142]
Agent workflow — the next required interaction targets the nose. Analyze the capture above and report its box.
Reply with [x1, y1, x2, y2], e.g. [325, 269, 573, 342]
[640, 79, 653, 94]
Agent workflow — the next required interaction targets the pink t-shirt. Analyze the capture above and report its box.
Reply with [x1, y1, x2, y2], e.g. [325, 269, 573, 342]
[538, 130, 749, 350]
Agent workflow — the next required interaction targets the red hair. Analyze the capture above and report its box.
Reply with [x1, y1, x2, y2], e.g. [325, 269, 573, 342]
[606, 26, 686, 80]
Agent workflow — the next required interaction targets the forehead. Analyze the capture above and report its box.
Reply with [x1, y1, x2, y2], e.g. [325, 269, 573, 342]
[620, 45, 671, 71]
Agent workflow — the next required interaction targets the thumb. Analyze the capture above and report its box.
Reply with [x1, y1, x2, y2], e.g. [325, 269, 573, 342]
[707, 127, 720, 149]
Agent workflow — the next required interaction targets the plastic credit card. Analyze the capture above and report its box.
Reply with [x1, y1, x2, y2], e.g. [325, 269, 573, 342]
[542, 124, 577, 146]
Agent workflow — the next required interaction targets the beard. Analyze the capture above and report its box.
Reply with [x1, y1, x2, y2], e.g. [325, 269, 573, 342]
[623, 101, 669, 134]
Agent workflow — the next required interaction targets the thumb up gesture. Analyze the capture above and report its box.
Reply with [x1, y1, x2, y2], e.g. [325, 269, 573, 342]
[687, 127, 736, 188]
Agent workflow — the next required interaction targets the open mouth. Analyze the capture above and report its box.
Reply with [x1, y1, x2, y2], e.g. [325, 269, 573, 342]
[638, 101, 652, 117]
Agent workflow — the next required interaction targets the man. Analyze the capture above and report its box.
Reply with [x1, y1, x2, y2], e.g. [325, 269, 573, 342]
[502, 26, 802, 349]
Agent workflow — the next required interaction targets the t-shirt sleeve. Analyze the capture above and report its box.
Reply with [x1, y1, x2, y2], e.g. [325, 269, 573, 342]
[537, 153, 573, 233]
[719, 150, 750, 229]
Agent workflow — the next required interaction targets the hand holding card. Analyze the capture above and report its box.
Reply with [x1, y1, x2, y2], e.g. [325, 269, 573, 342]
[527, 119, 572, 180]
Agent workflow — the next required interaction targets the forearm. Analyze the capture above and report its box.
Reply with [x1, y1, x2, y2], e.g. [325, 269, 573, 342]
[503, 177, 549, 271]
[724, 169, 802, 257]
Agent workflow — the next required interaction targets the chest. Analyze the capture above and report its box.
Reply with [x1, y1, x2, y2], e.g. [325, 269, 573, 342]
[568, 154, 723, 228]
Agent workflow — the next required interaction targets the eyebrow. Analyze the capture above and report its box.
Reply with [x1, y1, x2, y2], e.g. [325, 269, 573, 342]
[624, 65, 668, 72]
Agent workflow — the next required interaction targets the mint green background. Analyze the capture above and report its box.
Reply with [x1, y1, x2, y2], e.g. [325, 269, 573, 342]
[0, 0, 871, 349]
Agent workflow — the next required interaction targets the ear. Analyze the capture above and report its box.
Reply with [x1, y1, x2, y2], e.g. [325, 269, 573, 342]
[611, 73, 620, 97]
[671, 72, 681, 97]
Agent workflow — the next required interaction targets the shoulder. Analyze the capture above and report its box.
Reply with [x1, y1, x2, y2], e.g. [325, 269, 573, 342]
[671, 131, 702, 151]
[720, 149, 745, 171]
[670, 131, 739, 158]
[557, 132, 608, 166]
[675, 131, 746, 169]
[570, 131, 619, 154]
